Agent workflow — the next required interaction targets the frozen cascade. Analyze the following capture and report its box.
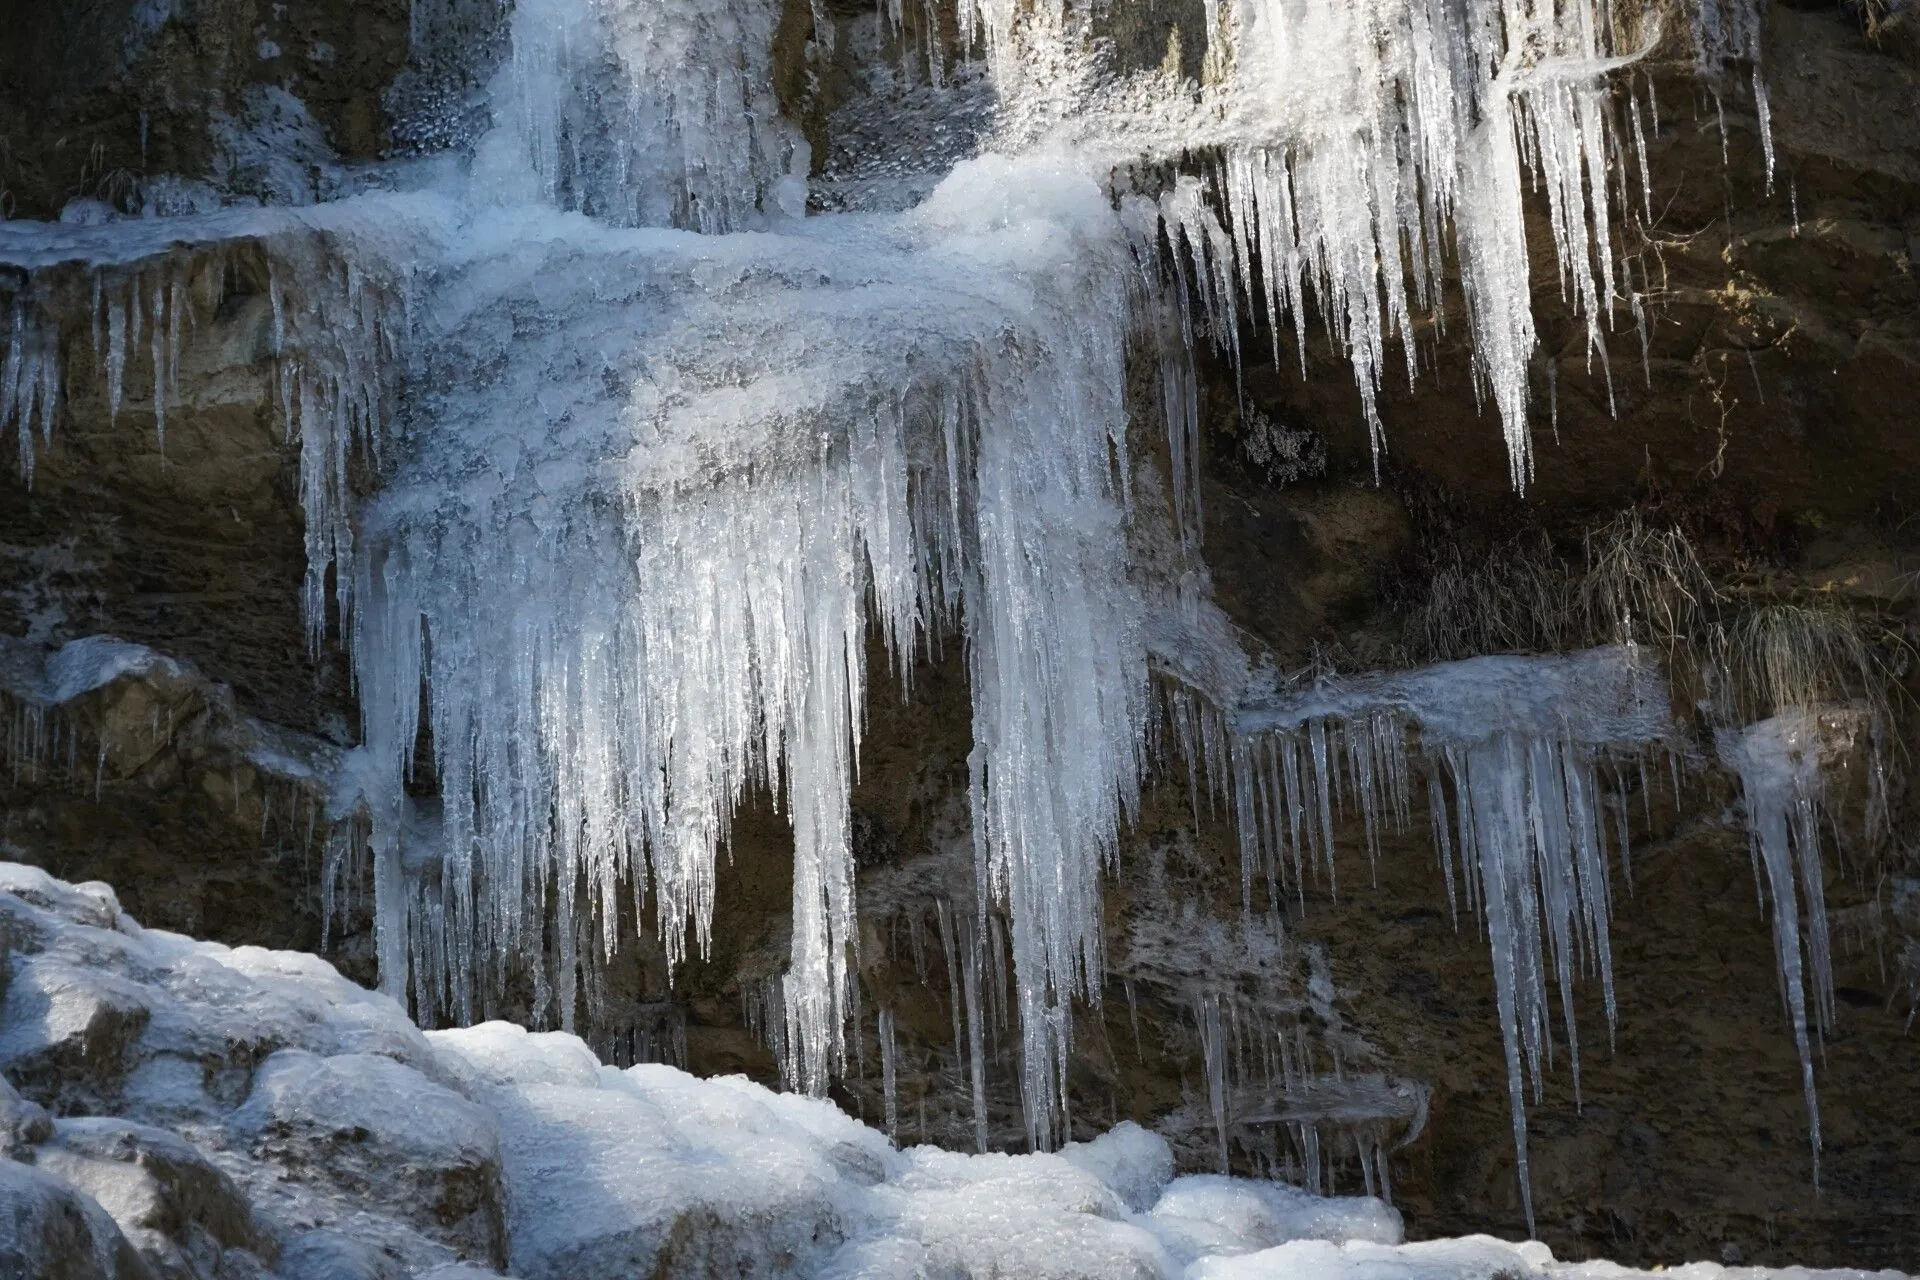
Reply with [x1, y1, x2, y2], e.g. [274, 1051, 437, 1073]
[0, 0, 1786, 1179]
[1234, 646, 1673, 1232]
[350, 158, 1159, 1138]
[1715, 711, 1852, 1185]
[980, 0, 1768, 489]
[474, 0, 809, 230]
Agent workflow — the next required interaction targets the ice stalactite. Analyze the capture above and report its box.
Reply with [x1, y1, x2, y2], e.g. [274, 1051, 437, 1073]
[1172, 982, 1429, 1197]
[1198, 996, 1231, 1174]
[880, 1008, 900, 1142]
[972, 0, 1676, 491]
[1716, 710, 1850, 1185]
[1692, 0, 1775, 189]
[962, 0, 1769, 494]
[1229, 709, 1414, 911]
[1430, 730, 1627, 1235]
[1235, 647, 1672, 1232]
[0, 291, 61, 484]
[962, 918, 991, 1153]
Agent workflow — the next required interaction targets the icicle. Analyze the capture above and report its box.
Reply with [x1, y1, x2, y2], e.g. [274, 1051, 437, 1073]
[482, 0, 805, 233]
[880, 1007, 900, 1143]
[1234, 647, 1669, 1234]
[1718, 712, 1843, 1185]
[963, 929, 988, 1153]
[1198, 994, 1230, 1173]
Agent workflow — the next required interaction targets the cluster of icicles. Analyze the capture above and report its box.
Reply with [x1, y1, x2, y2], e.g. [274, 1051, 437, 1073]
[0, 0, 1802, 1231]
[0, 205, 418, 641]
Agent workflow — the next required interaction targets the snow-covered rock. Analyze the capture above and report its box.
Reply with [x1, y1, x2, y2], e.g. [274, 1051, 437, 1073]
[0, 1156, 154, 1280]
[34, 1116, 262, 1277]
[0, 862, 1910, 1280]
[231, 1050, 505, 1265]
[0, 1071, 54, 1158]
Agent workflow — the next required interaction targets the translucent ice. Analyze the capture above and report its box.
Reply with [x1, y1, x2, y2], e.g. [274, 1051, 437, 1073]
[1235, 647, 1672, 1231]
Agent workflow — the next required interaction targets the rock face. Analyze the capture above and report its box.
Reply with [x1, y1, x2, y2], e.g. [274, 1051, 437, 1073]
[0, 0, 413, 220]
[1, 0, 1918, 1274]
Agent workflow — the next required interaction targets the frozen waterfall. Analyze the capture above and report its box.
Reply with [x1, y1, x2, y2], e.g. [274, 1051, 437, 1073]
[0, 0, 1803, 1213]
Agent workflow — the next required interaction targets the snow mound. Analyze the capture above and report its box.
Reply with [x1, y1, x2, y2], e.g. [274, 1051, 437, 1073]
[2, 862, 1908, 1280]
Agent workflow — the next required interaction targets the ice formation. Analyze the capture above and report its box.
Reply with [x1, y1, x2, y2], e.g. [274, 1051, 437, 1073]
[0, 197, 442, 642]
[474, 0, 808, 229]
[1001, 0, 1760, 488]
[1234, 647, 1673, 1231]
[1715, 711, 1852, 1185]
[0, 0, 1790, 1209]
[343, 152, 1160, 1147]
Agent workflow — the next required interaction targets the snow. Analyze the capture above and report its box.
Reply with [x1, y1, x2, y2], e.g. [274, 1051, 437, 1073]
[1147, 1176, 1402, 1266]
[1060, 1123, 1173, 1216]
[1, 861, 1909, 1278]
